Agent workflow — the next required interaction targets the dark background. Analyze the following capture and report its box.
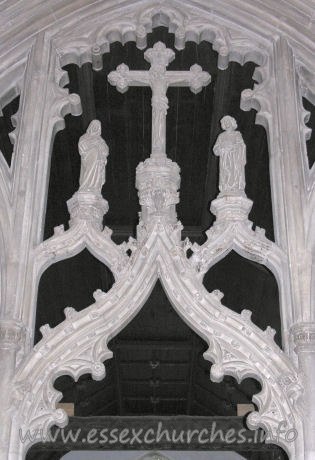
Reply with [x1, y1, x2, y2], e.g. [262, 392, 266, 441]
[0, 26, 307, 459]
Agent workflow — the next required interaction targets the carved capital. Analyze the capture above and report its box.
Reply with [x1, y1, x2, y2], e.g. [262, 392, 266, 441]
[291, 323, 315, 353]
[0, 319, 25, 350]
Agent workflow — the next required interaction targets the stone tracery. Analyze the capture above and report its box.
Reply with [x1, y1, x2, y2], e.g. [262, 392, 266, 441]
[0, 1, 313, 460]
[12, 110, 302, 460]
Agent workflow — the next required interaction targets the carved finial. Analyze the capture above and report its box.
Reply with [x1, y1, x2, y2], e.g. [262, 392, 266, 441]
[213, 116, 246, 196]
[108, 63, 131, 93]
[78, 120, 109, 194]
[188, 64, 211, 94]
[144, 42, 175, 68]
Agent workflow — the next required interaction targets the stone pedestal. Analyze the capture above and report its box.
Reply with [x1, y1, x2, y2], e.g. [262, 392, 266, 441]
[136, 156, 180, 227]
[210, 194, 253, 222]
[0, 320, 25, 459]
[67, 191, 108, 230]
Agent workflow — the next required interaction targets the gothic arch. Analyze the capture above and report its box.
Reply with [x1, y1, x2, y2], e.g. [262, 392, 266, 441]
[14, 0, 289, 340]
[13, 226, 303, 458]
[188, 202, 292, 348]
[0, 2, 313, 460]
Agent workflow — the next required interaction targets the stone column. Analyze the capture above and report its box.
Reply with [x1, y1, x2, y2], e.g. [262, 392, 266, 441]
[0, 320, 24, 459]
[292, 323, 315, 460]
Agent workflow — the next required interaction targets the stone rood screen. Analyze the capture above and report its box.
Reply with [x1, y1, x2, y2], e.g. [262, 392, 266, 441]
[2, 4, 311, 456]
[108, 42, 211, 158]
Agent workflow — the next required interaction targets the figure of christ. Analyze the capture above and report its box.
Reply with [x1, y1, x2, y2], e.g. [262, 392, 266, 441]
[108, 42, 211, 159]
[151, 78, 169, 156]
[78, 120, 109, 194]
[213, 115, 247, 195]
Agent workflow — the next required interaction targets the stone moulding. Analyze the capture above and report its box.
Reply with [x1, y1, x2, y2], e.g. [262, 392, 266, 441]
[13, 224, 303, 458]
[12, 108, 302, 459]
[0, 1, 299, 340]
[36, 220, 129, 281]
[0, 1, 313, 459]
[189, 196, 292, 350]
[53, 2, 270, 72]
[295, 60, 315, 197]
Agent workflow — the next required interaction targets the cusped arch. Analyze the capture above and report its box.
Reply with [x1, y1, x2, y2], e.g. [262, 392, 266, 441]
[189, 205, 293, 351]
[50, 0, 271, 87]
[0, 0, 314, 76]
[3, 3, 310, 460]
[27, 213, 130, 344]
[13, 229, 303, 459]
[35, 221, 129, 282]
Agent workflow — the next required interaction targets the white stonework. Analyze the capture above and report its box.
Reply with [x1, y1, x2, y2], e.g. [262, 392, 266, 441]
[108, 42, 210, 158]
[0, 1, 313, 460]
[213, 116, 246, 196]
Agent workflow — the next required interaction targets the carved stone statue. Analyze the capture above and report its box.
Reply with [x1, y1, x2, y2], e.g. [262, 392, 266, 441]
[213, 116, 246, 195]
[108, 42, 211, 159]
[78, 120, 109, 193]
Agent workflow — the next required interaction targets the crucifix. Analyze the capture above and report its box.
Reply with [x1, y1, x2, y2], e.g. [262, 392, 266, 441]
[108, 42, 211, 159]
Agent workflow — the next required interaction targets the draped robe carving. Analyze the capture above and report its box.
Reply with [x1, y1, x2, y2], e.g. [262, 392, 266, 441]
[78, 120, 109, 193]
[213, 116, 246, 195]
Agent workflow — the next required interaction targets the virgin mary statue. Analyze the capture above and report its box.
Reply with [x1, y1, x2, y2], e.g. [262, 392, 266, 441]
[78, 120, 109, 194]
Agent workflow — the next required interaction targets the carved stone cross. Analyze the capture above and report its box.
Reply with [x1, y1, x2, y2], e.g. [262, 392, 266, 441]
[108, 42, 211, 158]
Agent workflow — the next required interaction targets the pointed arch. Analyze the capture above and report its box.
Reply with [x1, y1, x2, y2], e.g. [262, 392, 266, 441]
[0, 3, 311, 460]
[13, 227, 303, 459]
[189, 212, 292, 351]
